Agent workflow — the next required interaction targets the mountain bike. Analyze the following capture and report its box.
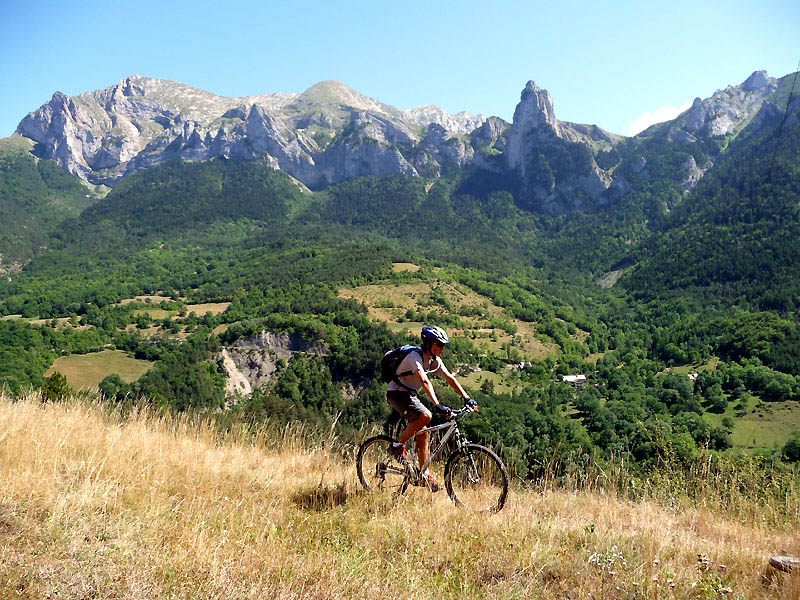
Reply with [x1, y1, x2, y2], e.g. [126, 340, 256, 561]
[356, 405, 509, 513]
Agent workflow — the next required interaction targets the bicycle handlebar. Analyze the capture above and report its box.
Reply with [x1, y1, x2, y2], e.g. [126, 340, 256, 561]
[451, 405, 478, 419]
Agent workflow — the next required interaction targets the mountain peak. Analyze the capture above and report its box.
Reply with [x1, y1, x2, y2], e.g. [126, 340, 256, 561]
[523, 80, 544, 93]
[299, 80, 367, 105]
[304, 79, 350, 92]
[512, 80, 559, 134]
[673, 70, 779, 138]
[303, 79, 348, 94]
[742, 70, 773, 92]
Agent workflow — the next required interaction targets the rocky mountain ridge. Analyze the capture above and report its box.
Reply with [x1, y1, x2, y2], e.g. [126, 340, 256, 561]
[13, 70, 795, 214]
[15, 75, 620, 190]
[16, 76, 494, 188]
[638, 70, 782, 142]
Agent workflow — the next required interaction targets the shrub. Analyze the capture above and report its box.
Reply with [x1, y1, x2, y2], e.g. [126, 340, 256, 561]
[41, 372, 74, 402]
[783, 430, 800, 463]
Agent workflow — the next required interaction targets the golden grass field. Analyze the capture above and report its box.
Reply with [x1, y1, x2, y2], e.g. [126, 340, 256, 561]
[458, 369, 517, 395]
[44, 350, 152, 391]
[391, 262, 421, 273]
[131, 308, 176, 320]
[1, 394, 798, 599]
[184, 302, 231, 316]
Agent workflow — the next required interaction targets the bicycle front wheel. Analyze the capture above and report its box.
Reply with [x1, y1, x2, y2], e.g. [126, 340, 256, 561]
[356, 434, 409, 495]
[445, 444, 509, 513]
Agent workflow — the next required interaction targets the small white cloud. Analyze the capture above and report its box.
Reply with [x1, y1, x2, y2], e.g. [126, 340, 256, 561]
[624, 102, 692, 136]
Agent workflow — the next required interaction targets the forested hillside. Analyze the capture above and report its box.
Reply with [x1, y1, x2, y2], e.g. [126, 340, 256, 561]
[0, 136, 96, 270]
[622, 90, 800, 310]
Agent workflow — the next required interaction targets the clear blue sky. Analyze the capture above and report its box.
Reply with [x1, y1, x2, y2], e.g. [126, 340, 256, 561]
[1, 0, 798, 138]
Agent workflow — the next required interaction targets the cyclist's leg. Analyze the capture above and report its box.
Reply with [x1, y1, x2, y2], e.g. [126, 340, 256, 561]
[398, 410, 430, 445]
[415, 428, 430, 470]
[387, 391, 431, 457]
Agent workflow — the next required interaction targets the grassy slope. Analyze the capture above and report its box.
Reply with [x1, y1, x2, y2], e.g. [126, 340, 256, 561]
[44, 349, 152, 391]
[665, 360, 800, 451]
[33, 298, 232, 391]
[337, 266, 557, 395]
[1, 395, 797, 600]
[705, 399, 800, 451]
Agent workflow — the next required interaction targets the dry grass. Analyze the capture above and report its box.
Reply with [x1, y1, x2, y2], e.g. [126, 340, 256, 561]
[44, 350, 153, 391]
[391, 263, 420, 273]
[184, 302, 231, 316]
[132, 308, 176, 320]
[1, 394, 798, 599]
[459, 368, 517, 395]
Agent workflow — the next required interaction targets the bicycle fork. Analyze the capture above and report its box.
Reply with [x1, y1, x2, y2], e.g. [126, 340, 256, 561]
[464, 452, 482, 484]
[454, 432, 482, 485]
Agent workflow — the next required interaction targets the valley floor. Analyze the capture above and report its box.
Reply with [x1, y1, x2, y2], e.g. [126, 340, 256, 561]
[0, 395, 798, 599]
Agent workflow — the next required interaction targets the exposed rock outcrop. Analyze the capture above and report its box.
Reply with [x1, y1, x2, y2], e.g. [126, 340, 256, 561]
[15, 69, 794, 215]
[505, 81, 562, 174]
[472, 116, 510, 150]
[671, 71, 778, 138]
[504, 81, 618, 214]
[217, 331, 328, 400]
[624, 70, 788, 192]
[681, 155, 712, 190]
[405, 105, 486, 135]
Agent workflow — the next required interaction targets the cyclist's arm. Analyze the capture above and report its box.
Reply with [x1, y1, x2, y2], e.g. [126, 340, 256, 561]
[409, 369, 440, 407]
[440, 363, 470, 400]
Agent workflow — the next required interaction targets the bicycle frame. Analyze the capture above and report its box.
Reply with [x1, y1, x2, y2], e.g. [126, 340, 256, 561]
[408, 417, 465, 475]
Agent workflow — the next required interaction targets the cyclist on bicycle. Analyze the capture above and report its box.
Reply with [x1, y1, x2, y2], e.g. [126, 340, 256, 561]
[387, 325, 474, 491]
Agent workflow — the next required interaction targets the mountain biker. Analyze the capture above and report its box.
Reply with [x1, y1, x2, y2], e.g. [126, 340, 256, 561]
[387, 325, 475, 492]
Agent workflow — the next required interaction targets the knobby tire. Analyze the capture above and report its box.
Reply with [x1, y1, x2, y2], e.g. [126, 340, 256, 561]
[356, 434, 410, 495]
[445, 443, 509, 513]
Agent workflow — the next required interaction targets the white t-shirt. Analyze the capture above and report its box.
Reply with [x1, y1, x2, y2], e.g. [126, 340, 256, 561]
[387, 350, 449, 393]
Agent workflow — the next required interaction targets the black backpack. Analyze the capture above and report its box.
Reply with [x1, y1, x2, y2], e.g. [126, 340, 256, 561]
[380, 345, 422, 385]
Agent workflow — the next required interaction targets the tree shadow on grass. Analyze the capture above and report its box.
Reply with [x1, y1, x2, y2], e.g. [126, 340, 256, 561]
[291, 482, 365, 512]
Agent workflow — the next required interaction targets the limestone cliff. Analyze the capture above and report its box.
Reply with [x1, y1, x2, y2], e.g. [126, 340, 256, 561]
[16, 76, 488, 189]
[504, 81, 620, 214]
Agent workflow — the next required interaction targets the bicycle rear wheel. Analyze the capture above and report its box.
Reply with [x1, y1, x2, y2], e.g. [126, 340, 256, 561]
[356, 434, 410, 495]
[445, 444, 509, 513]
